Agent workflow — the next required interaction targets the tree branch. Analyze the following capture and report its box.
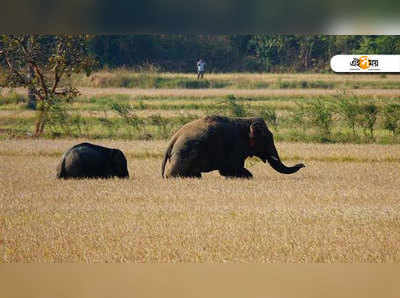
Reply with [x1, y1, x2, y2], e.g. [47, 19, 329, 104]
[30, 61, 48, 100]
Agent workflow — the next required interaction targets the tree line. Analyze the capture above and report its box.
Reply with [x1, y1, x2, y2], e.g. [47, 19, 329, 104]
[89, 35, 400, 72]
[2, 35, 400, 74]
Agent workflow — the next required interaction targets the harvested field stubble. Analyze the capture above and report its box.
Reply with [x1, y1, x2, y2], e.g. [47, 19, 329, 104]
[1, 140, 400, 262]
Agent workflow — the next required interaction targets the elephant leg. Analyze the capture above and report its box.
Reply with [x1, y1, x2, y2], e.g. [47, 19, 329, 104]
[185, 172, 202, 178]
[219, 167, 253, 179]
[165, 156, 202, 178]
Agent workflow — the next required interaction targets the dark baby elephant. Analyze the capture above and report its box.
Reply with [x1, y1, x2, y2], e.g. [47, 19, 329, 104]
[161, 116, 305, 178]
[57, 142, 129, 179]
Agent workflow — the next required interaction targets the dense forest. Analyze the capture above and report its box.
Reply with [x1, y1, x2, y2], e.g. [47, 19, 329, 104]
[1, 35, 400, 73]
[89, 35, 400, 72]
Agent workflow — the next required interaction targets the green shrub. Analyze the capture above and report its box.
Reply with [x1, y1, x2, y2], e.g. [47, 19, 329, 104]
[306, 98, 333, 137]
[335, 96, 361, 137]
[357, 104, 378, 140]
[46, 102, 88, 138]
[292, 102, 308, 133]
[258, 108, 278, 130]
[383, 104, 400, 136]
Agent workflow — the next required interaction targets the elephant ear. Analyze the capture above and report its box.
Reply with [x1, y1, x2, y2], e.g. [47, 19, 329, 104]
[249, 118, 267, 146]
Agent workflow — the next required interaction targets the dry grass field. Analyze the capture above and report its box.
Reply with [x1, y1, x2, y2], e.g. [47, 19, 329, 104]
[1, 139, 400, 263]
[1, 71, 400, 262]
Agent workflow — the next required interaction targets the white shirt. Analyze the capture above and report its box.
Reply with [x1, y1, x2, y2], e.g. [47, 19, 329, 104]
[197, 61, 206, 72]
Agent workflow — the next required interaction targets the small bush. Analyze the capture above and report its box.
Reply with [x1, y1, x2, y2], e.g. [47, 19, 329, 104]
[306, 99, 333, 137]
[357, 104, 378, 140]
[258, 108, 278, 130]
[46, 102, 88, 138]
[383, 104, 400, 136]
[335, 96, 361, 137]
[292, 102, 308, 133]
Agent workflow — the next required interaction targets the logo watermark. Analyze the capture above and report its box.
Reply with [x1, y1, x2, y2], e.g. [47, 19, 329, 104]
[331, 55, 400, 72]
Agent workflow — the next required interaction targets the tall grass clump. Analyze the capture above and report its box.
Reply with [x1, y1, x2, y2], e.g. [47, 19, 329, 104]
[306, 98, 333, 140]
[383, 104, 400, 136]
[148, 114, 170, 139]
[292, 102, 308, 133]
[335, 95, 361, 137]
[258, 108, 278, 130]
[224, 94, 247, 117]
[357, 104, 378, 141]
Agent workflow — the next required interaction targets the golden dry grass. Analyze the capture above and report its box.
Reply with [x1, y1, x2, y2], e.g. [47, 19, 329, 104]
[1, 139, 400, 262]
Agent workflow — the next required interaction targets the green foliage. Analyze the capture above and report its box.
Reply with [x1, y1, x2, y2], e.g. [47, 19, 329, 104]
[86, 35, 400, 73]
[358, 104, 378, 140]
[258, 108, 278, 130]
[335, 94, 361, 137]
[45, 100, 89, 138]
[383, 104, 400, 136]
[292, 102, 308, 133]
[306, 98, 333, 137]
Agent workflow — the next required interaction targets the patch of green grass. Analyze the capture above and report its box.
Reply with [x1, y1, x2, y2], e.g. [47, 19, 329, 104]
[72, 71, 400, 89]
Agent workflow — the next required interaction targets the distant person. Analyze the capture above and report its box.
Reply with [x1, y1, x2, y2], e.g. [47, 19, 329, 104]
[197, 59, 206, 79]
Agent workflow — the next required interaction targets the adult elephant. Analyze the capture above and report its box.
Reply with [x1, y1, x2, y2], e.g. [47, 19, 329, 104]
[57, 143, 129, 179]
[161, 116, 305, 178]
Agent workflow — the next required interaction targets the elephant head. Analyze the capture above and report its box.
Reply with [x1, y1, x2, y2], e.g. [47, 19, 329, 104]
[248, 118, 305, 174]
[110, 149, 129, 178]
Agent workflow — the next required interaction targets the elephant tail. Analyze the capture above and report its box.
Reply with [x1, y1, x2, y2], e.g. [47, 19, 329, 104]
[161, 135, 178, 178]
[56, 156, 66, 179]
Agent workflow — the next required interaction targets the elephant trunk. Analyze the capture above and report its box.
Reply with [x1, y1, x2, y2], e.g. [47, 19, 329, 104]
[266, 142, 305, 174]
